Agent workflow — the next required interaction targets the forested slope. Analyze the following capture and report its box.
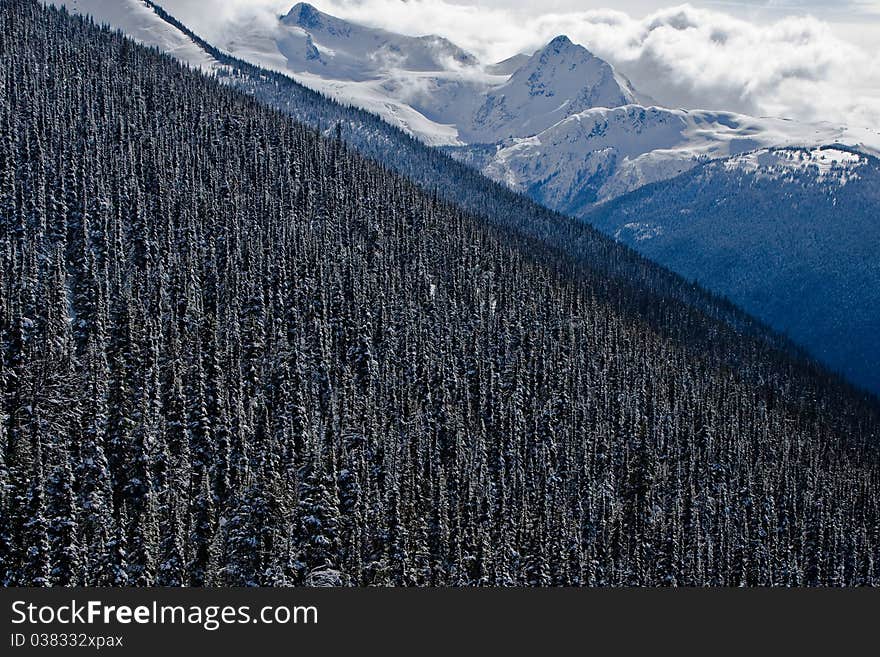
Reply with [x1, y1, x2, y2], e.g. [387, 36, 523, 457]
[2, 0, 880, 586]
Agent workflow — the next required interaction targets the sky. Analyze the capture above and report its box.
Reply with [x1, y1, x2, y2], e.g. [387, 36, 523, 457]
[157, 1, 880, 129]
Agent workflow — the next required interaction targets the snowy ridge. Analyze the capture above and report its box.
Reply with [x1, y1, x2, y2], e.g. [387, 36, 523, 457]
[279, 2, 479, 78]
[272, 7, 645, 145]
[723, 147, 869, 186]
[466, 107, 880, 212]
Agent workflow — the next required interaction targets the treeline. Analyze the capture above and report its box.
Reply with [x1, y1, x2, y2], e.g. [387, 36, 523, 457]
[1, 0, 880, 586]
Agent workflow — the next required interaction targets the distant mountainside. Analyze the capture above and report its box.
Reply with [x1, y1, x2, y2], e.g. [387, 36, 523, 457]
[279, 2, 479, 75]
[587, 146, 880, 392]
[5, 0, 880, 588]
[48, 2, 644, 147]
[445, 106, 878, 208]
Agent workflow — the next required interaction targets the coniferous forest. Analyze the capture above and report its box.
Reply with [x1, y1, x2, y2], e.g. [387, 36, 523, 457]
[2, 0, 880, 586]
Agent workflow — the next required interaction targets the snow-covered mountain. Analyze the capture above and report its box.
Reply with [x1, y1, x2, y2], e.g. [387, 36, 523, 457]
[259, 4, 655, 148]
[278, 2, 479, 78]
[271, 6, 646, 146]
[464, 35, 641, 143]
[452, 106, 880, 213]
[50, 2, 650, 147]
[181, 2, 880, 202]
[269, 2, 498, 144]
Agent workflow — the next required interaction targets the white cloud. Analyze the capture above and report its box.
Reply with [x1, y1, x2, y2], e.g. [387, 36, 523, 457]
[158, 1, 880, 129]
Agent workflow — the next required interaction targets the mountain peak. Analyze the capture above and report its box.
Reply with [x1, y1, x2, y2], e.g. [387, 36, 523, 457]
[466, 35, 640, 142]
[535, 34, 600, 66]
[547, 35, 573, 48]
[283, 3, 328, 29]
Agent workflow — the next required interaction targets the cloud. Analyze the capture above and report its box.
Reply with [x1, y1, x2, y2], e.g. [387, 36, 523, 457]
[558, 4, 880, 126]
[157, 1, 880, 128]
[154, 0, 284, 41]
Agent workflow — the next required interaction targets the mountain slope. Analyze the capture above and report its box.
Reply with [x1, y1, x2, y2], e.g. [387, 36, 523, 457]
[271, 2, 492, 144]
[587, 146, 880, 392]
[4, 0, 880, 587]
